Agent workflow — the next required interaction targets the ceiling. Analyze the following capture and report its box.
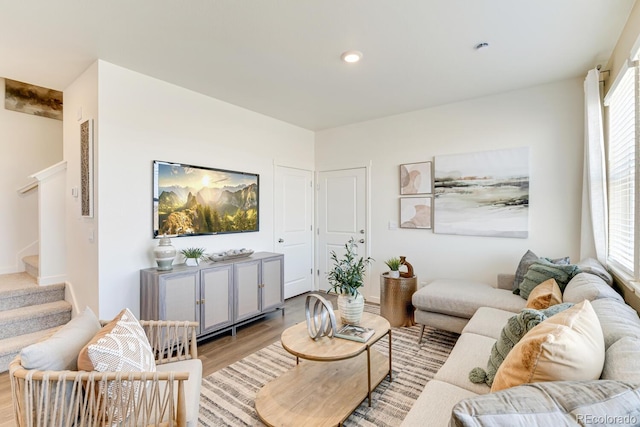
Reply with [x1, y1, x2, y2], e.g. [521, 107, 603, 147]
[0, 1, 635, 130]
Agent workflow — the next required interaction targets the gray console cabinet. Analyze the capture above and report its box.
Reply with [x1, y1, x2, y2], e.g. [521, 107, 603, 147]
[141, 252, 284, 340]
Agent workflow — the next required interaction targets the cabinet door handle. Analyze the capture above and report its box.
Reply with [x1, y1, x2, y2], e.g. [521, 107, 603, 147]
[201, 299, 205, 304]
[196, 300, 200, 305]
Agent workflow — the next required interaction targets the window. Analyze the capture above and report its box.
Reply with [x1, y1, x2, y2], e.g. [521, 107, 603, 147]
[605, 62, 638, 278]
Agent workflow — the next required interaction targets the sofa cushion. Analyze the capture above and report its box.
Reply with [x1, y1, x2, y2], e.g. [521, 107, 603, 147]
[514, 258, 580, 299]
[512, 250, 570, 291]
[435, 333, 494, 395]
[576, 257, 614, 286]
[563, 272, 623, 304]
[469, 303, 574, 388]
[462, 307, 516, 340]
[525, 279, 562, 310]
[400, 380, 477, 427]
[413, 279, 526, 319]
[451, 380, 640, 427]
[21, 306, 101, 371]
[601, 337, 640, 383]
[491, 300, 605, 392]
[591, 298, 640, 350]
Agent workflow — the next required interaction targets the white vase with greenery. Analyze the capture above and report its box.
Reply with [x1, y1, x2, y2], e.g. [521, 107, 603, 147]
[385, 257, 402, 278]
[180, 247, 206, 267]
[327, 238, 372, 325]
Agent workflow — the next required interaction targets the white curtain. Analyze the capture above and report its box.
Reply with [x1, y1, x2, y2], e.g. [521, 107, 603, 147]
[580, 68, 607, 264]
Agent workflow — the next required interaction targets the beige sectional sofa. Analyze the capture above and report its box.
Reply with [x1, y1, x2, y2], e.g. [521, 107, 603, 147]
[403, 259, 640, 426]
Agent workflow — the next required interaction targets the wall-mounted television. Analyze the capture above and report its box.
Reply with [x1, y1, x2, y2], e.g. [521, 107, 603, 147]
[153, 160, 259, 237]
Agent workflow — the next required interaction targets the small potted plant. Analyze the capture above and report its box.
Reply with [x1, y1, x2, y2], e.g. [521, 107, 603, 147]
[180, 247, 206, 266]
[384, 257, 402, 278]
[327, 237, 373, 325]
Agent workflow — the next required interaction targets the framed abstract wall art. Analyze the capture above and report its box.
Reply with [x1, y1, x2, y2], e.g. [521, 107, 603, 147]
[433, 147, 529, 238]
[400, 161, 432, 195]
[4, 79, 63, 120]
[400, 197, 432, 229]
[80, 119, 94, 217]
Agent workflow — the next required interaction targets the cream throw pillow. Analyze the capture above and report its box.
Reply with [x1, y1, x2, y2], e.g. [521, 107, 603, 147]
[525, 279, 562, 310]
[491, 300, 604, 392]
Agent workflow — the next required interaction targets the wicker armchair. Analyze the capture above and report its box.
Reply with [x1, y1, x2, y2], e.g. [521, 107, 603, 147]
[10, 320, 200, 427]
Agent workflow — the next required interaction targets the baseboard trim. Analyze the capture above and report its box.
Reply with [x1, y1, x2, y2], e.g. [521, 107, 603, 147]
[64, 280, 81, 317]
[38, 274, 67, 286]
[0, 265, 22, 275]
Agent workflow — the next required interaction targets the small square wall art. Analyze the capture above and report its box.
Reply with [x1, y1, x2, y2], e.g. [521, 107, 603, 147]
[400, 197, 432, 229]
[400, 161, 432, 195]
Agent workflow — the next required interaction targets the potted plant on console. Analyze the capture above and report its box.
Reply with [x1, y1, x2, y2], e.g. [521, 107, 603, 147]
[180, 247, 206, 266]
[327, 237, 373, 325]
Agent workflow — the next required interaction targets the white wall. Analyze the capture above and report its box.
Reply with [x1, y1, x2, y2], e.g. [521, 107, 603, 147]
[93, 61, 314, 318]
[63, 62, 99, 315]
[0, 78, 62, 274]
[316, 78, 584, 300]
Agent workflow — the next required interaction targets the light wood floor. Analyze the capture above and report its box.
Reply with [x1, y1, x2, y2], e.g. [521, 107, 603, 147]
[0, 292, 336, 426]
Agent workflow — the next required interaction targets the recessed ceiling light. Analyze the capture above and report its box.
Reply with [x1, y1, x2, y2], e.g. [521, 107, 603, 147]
[475, 42, 489, 50]
[341, 50, 363, 63]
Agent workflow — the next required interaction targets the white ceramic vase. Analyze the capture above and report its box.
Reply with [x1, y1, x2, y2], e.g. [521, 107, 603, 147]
[388, 270, 400, 278]
[337, 293, 365, 325]
[153, 235, 176, 271]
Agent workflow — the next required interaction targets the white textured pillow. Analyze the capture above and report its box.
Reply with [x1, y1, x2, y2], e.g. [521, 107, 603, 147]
[78, 308, 155, 373]
[21, 306, 101, 370]
[77, 308, 156, 423]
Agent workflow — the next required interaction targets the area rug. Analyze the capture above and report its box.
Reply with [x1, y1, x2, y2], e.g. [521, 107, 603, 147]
[199, 305, 459, 426]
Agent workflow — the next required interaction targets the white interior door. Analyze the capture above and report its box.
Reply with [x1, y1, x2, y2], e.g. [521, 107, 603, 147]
[317, 168, 368, 298]
[275, 166, 314, 299]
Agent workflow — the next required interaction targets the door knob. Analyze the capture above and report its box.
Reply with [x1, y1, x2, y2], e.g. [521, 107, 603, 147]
[278, 238, 284, 243]
[359, 239, 365, 244]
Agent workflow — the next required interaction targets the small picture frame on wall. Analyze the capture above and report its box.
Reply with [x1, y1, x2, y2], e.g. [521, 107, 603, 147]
[400, 161, 432, 195]
[400, 197, 432, 229]
[80, 119, 94, 218]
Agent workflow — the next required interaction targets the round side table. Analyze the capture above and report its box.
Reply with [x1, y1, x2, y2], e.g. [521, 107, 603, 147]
[380, 273, 417, 327]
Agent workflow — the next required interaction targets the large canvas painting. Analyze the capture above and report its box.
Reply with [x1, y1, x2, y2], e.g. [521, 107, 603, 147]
[153, 160, 259, 237]
[4, 79, 63, 120]
[434, 147, 529, 238]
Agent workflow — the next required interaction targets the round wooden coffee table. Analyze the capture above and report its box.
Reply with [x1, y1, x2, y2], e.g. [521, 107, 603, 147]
[255, 311, 392, 427]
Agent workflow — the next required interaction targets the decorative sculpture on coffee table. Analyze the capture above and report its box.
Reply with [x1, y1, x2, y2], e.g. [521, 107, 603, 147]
[305, 294, 338, 340]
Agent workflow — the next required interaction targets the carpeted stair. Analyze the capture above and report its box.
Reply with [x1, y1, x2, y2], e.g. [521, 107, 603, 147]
[0, 262, 71, 373]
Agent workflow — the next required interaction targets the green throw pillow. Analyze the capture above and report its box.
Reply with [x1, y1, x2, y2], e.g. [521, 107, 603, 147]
[469, 303, 574, 387]
[512, 250, 570, 291]
[514, 258, 581, 299]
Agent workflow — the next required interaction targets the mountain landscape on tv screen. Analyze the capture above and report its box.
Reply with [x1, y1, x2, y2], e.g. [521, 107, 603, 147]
[157, 183, 258, 235]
